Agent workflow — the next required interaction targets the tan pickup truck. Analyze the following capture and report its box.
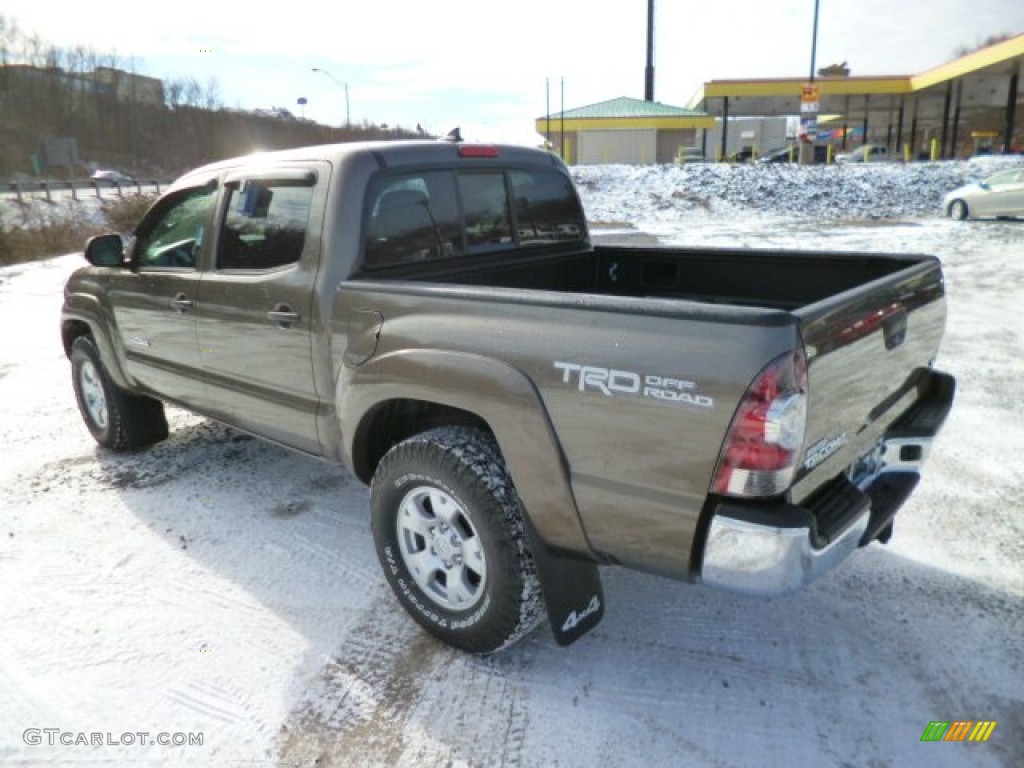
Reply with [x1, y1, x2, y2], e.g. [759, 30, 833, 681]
[61, 140, 955, 653]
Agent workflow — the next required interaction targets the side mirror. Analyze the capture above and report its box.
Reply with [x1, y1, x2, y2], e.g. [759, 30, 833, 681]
[979, 181, 991, 191]
[84, 233, 127, 267]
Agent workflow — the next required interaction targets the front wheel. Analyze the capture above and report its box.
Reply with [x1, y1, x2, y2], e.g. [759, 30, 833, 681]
[948, 199, 969, 220]
[370, 427, 544, 654]
[71, 336, 168, 450]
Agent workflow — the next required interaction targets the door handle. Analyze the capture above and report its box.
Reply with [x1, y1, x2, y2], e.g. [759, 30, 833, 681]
[267, 304, 300, 328]
[170, 293, 193, 312]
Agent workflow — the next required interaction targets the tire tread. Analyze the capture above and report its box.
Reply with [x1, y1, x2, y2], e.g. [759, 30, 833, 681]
[71, 336, 168, 450]
[371, 426, 544, 653]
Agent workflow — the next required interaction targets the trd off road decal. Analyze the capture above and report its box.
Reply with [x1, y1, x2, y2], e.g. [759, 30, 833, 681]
[553, 362, 714, 409]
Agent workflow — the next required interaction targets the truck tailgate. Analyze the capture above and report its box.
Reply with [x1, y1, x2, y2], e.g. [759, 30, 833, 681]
[790, 254, 947, 504]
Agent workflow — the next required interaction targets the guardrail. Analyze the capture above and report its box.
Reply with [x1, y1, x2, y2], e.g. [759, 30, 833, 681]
[3, 179, 171, 203]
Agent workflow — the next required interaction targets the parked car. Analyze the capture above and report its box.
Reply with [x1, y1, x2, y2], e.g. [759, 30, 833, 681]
[943, 166, 1024, 220]
[62, 140, 954, 653]
[726, 147, 756, 163]
[757, 145, 831, 164]
[676, 147, 706, 163]
[91, 169, 134, 184]
[836, 144, 896, 164]
[758, 146, 797, 163]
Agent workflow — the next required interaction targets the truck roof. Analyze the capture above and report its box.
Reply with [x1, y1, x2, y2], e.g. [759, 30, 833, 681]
[174, 140, 563, 187]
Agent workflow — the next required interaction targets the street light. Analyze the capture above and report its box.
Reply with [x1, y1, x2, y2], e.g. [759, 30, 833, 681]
[311, 67, 350, 127]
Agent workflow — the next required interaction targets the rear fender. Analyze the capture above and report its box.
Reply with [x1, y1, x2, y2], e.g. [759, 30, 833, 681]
[339, 349, 605, 645]
[340, 348, 591, 554]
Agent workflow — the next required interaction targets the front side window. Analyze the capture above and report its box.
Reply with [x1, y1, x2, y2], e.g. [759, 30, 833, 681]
[985, 170, 1018, 187]
[136, 186, 216, 268]
[218, 179, 314, 270]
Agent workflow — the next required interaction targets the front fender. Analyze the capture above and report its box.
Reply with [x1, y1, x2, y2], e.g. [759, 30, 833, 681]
[338, 348, 594, 557]
[61, 290, 134, 391]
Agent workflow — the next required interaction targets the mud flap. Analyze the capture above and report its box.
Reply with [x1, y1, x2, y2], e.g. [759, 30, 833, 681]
[523, 518, 604, 646]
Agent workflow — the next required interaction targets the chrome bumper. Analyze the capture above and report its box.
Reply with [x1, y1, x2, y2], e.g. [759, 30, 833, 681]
[700, 509, 870, 595]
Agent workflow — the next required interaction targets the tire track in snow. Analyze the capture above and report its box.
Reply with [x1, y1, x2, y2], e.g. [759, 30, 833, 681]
[271, 527, 379, 591]
[277, 600, 534, 767]
[164, 679, 251, 726]
[157, 575, 268, 617]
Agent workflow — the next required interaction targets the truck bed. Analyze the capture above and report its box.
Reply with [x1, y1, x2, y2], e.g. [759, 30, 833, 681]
[361, 244, 932, 313]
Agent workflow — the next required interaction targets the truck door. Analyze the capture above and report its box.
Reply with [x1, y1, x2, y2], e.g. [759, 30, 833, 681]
[109, 183, 217, 402]
[194, 165, 327, 454]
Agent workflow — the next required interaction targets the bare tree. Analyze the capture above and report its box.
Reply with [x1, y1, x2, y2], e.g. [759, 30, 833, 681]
[165, 77, 184, 110]
[954, 33, 1014, 58]
[182, 76, 202, 107]
[202, 77, 222, 111]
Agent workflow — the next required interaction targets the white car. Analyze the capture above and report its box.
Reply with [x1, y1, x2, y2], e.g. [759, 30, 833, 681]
[90, 169, 134, 184]
[944, 167, 1024, 220]
[835, 144, 896, 164]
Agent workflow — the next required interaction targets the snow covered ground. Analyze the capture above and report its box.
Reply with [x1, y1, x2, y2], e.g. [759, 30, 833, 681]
[1, 163, 1022, 767]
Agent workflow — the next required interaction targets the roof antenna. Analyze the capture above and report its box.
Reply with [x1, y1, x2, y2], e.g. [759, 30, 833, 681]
[441, 127, 463, 143]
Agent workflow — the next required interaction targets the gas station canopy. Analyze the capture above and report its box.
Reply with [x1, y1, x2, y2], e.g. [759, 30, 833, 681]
[688, 34, 1023, 158]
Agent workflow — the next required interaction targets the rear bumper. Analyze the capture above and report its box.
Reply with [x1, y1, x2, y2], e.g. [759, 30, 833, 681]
[699, 370, 954, 596]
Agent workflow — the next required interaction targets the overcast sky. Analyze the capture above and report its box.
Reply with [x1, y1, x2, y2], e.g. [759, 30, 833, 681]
[6, 1, 1023, 142]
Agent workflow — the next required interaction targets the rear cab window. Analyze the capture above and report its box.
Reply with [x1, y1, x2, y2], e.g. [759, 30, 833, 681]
[361, 164, 585, 270]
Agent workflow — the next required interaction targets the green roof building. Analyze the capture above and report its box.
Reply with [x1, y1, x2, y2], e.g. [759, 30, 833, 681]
[535, 96, 714, 165]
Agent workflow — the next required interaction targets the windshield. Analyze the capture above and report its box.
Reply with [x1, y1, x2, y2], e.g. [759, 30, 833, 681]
[984, 169, 1021, 186]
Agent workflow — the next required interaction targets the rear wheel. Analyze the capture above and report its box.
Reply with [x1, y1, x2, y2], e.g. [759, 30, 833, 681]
[948, 199, 969, 220]
[370, 426, 544, 653]
[71, 336, 168, 450]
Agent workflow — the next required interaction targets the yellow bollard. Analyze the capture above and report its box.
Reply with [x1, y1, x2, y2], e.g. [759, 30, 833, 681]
[930, 138, 939, 161]
[827, 145, 834, 164]
[904, 143, 912, 163]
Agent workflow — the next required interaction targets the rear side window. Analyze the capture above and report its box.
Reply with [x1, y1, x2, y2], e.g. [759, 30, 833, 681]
[218, 179, 314, 270]
[510, 169, 585, 245]
[362, 165, 585, 270]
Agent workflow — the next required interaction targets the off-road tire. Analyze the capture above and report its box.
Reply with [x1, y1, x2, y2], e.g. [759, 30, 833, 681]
[71, 336, 168, 450]
[370, 426, 545, 654]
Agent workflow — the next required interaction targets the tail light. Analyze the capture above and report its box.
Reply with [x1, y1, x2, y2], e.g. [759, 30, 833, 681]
[712, 349, 808, 497]
[457, 145, 499, 158]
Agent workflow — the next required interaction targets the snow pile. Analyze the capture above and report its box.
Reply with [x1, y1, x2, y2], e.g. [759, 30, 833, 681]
[573, 158, 1024, 231]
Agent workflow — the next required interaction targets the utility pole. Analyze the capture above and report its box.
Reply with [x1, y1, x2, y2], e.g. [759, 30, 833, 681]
[645, 0, 655, 101]
[546, 77, 551, 148]
[799, 0, 822, 164]
[561, 77, 566, 162]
